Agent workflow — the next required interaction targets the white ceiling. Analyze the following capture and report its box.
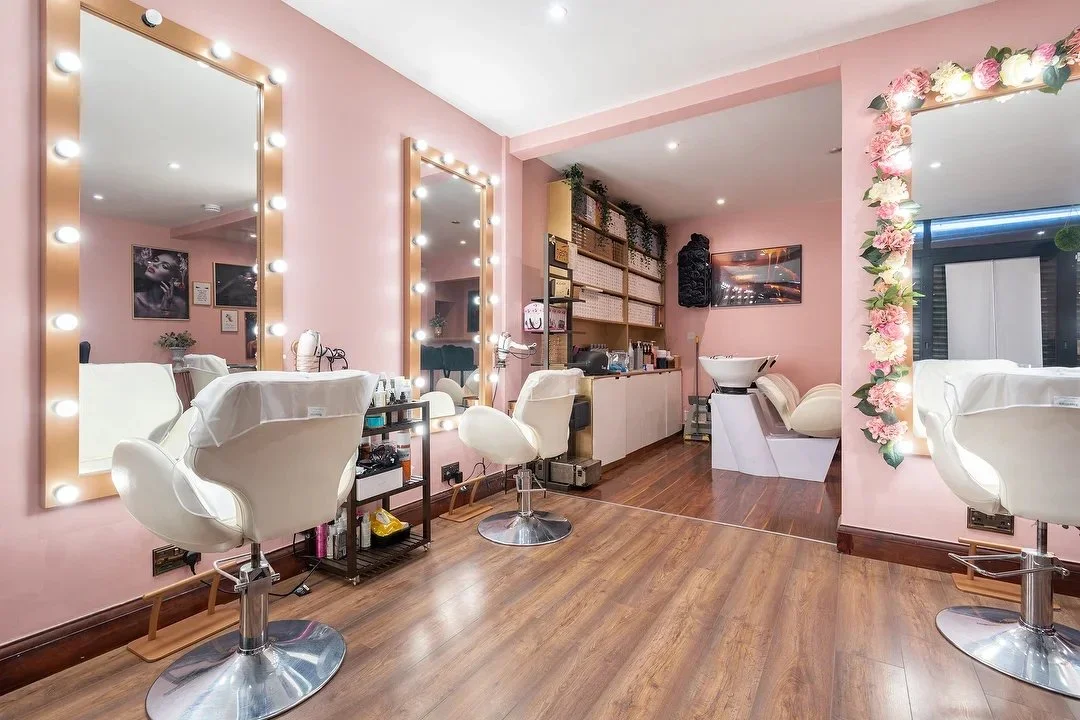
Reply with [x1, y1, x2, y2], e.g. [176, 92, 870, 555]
[912, 89, 1080, 220]
[420, 168, 483, 273]
[542, 82, 842, 222]
[80, 11, 258, 228]
[282, 0, 990, 137]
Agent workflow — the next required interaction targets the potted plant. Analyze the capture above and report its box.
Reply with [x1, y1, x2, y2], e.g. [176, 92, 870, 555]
[430, 314, 447, 338]
[156, 330, 196, 365]
[563, 163, 586, 216]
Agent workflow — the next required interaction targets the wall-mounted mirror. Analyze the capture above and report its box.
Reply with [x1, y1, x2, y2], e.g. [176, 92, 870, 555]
[42, 0, 285, 506]
[402, 138, 496, 432]
[908, 87, 1080, 448]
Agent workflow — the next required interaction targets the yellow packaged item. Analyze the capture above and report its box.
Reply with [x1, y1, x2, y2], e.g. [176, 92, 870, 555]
[371, 508, 406, 537]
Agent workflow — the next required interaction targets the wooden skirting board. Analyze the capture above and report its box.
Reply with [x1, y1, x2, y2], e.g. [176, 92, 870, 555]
[838, 524, 1080, 598]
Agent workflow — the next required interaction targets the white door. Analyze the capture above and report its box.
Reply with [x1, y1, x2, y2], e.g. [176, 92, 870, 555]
[590, 376, 626, 465]
[945, 257, 1042, 366]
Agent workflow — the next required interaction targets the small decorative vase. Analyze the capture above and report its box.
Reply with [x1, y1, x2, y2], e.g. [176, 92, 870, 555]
[170, 347, 187, 366]
[433, 326, 443, 338]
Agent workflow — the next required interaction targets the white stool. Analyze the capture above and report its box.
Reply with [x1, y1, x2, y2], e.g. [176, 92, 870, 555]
[458, 369, 582, 546]
[111, 370, 377, 720]
[927, 367, 1080, 698]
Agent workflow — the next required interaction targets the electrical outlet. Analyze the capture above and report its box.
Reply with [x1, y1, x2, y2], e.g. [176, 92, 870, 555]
[152, 545, 190, 576]
[442, 462, 461, 484]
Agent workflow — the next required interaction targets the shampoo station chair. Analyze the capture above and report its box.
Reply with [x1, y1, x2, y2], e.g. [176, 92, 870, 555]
[458, 369, 583, 546]
[111, 370, 377, 720]
[699, 354, 777, 393]
[926, 367, 1080, 698]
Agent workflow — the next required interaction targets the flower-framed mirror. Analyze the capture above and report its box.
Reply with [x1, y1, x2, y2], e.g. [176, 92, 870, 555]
[856, 27, 1080, 466]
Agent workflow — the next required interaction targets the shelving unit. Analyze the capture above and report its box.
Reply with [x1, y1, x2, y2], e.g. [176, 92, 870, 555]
[546, 180, 667, 359]
[306, 402, 431, 585]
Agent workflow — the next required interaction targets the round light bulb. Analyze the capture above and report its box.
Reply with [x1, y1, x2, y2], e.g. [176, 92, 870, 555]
[471, 372, 480, 383]
[210, 42, 232, 60]
[54, 52, 81, 74]
[141, 9, 163, 27]
[549, 4, 568, 20]
[268, 259, 288, 273]
[268, 195, 286, 210]
[413, 281, 428, 294]
[473, 335, 480, 344]
[488, 372, 500, 384]
[52, 313, 79, 331]
[252, 202, 259, 213]
[472, 295, 481, 305]
[488, 333, 500, 343]
[53, 484, 80, 504]
[489, 215, 501, 226]
[666, 141, 679, 151]
[473, 257, 481, 267]
[53, 399, 79, 417]
[488, 255, 500, 265]
[716, 198, 726, 206]
[472, 219, 481, 229]
[413, 329, 428, 341]
[267, 132, 286, 148]
[413, 376, 427, 388]
[413, 424, 426, 437]
[92, 194, 104, 201]
[168, 162, 180, 170]
[54, 226, 80, 244]
[490, 175, 501, 187]
[268, 68, 287, 85]
[440, 419, 456, 431]
[413, 234, 428, 247]
[488, 294, 499, 305]
[268, 323, 287, 337]
[413, 186, 428, 200]
[53, 138, 80, 159]
[413, 139, 428, 151]
[442, 152, 455, 165]
[251, 264, 259, 275]
[466, 164, 479, 176]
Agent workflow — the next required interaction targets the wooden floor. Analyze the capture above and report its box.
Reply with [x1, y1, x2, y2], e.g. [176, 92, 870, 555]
[4, 493, 1079, 720]
[570, 437, 841, 543]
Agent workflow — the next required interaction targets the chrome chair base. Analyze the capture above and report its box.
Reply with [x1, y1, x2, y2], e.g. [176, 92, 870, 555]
[478, 510, 572, 546]
[937, 606, 1080, 699]
[145, 619, 346, 720]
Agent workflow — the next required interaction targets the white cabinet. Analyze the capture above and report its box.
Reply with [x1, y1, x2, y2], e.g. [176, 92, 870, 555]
[589, 375, 627, 465]
[665, 370, 684, 436]
[626, 373, 665, 454]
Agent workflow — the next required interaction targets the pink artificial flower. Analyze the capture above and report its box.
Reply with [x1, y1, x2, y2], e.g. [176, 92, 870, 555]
[1032, 43, 1057, 68]
[865, 417, 908, 445]
[873, 108, 910, 131]
[877, 322, 905, 341]
[875, 152, 911, 177]
[867, 130, 903, 161]
[877, 203, 900, 222]
[868, 360, 893, 375]
[883, 304, 907, 324]
[870, 305, 908, 330]
[972, 58, 1001, 90]
[872, 227, 915, 253]
[868, 381, 904, 413]
[873, 278, 888, 295]
[887, 68, 931, 106]
[869, 308, 886, 327]
[1067, 28, 1080, 55]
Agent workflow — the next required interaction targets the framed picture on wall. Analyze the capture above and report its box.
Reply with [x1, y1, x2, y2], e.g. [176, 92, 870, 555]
[221, 309, 239, 333]
[192, 282, 211, 306]
[132, 245, 190, 320]
[244, 312, 258, 360]
[213, 262, 258, 309]
[710, 244, 802, 307]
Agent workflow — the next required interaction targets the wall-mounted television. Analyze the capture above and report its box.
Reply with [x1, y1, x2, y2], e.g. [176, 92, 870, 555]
[710, 244, 802, 307]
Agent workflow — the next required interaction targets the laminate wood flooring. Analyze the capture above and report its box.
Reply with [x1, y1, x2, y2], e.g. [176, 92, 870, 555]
[570, 436, 841, 543]
[4, 493, 1079, 720]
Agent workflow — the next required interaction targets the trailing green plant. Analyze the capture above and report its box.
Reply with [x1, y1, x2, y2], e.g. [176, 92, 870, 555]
[617, 201, 640, 249]
[654, 224, 668, 268]
[587, 179, 613, 236]
[563, 163, 586, 215]
[1055, 226, 1080, 252]
[631, 205, 653, 256]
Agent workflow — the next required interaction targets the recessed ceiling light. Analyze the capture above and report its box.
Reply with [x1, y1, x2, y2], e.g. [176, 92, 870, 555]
[1037, 231, 1046, 236]
[459, 239, 467, 245]
[92, 193, 104, 200]
[548, 4, 567, 20]
[249, 233, 257, 239]
[930, 161, 942, 169]
[828, 146, 843, 155]
[715, 198, 726, 206]
[168, 162, 180, 170]
[666, 141, 679, 151]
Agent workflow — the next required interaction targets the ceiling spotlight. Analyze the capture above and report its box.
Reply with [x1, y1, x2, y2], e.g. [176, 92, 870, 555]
[168, 162, 180, 170]
[249, 233, 257, 239]
[268, 195, 287, 210]
[549, 4, 568, 20]
[54, 226, 80, 244]
[267, 132, 286, 148]
[54, 52, 81, 74]
[413, 186, 428, 200]
[442, 152, 455, 164]
[1037, 231, 1046, 236]
[93, 194, 104, 201]
[268, 259, 288, 273]
[53, 313, 79, 331]
[472, 219, 481, 229]
[268, 68, 287, 85]
[459, 239, 467, 245]
[210, 42, 232, 60]
[666, 141, 679, 151]
[141, 9, 163, 27]
[53, 138, 80, 159]
[929, 161, 942, 169]
[413, 234, 428, 247]
[53, 484, 80, 504]
[413, 139, 428, 151]
[268, 323, 287, 337]
[715, 198, 726, 206]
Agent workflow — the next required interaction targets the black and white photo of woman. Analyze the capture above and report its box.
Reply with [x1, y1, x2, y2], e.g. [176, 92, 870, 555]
[133, 245, 190, 319]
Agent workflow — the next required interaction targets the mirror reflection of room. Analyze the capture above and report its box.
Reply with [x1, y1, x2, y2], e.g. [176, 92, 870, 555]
[910, 89, 1080, 437]
[77, 11, 259, 475]
[418, 164, 482, 411]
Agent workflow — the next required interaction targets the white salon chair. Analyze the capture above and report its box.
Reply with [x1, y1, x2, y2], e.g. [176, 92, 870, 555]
[756, 373, 841, 438]
[913, 358, 1019, 440]
[111, 370, 377, 720]
[926, 367, 1080, 698]
[418, 390, 459, 430]
[435, 377, 466, 407]
[458, 369, 582, 546]
[184, 353, 231, 398]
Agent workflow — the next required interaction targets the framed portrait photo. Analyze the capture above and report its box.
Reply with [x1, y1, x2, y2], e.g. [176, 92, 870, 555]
[192, 282, 211, 306]
[214, 262, 258, 309]
[132, 245, 190, 320]
[221, 309, 239, 333]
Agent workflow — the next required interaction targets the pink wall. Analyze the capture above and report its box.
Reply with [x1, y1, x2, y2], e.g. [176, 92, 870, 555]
[81, 213, 255, 365]
[665, 201, 841, 399]
[0, 0, 512, 644]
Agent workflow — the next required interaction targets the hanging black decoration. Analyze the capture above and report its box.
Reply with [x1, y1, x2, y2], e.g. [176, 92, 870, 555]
[678, 233, 712, 308]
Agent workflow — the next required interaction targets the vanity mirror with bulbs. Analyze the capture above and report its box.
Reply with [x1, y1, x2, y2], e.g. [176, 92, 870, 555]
[41, 0, 286, 507]
[403, 138, 497, 431]
[893, 54, 1080, 454]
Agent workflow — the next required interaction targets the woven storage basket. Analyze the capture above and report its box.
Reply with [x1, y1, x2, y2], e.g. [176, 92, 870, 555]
[548, 333, 568, 366]
[576, 289, 624, 322]
[575, 256, 623, 294]
[628, 250, 662, 280]
[609, 211, 627, 240]
[628, 300, 658, 327]
[629, 274, 662, 303]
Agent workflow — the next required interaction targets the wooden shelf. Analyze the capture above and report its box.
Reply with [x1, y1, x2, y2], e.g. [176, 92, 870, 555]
[628, 294, 663, 307]
[575, 246, 625, 270]
[628, 322, 665, 331]
[575, 317, 627, 327]
[573, 282, 625, 298]
[628, 266, 663, 281]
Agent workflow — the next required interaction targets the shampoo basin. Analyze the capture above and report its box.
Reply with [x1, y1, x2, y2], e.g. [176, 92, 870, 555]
[699, 355, 776, 390]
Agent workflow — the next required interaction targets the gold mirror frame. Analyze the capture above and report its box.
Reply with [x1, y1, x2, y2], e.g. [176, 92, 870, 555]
[895, 56, 1080, 457]
[41, 0, 285, 507]
[402, 138, 496, 412]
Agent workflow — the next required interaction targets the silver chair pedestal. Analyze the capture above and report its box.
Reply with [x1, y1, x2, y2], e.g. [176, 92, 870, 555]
[145, 546, 346, 720]
[938, 523, 1080, 699]
[478, 467, 572, 546]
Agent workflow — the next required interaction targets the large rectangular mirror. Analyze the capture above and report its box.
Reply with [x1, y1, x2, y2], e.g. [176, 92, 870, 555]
[42, 0, 285, 507]
[908, 84, 1080, 450]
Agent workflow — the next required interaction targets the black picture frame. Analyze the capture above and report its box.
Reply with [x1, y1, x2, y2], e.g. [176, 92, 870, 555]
[132, 245, 190, 320]
[710, 244, 802, 307]
[214, 262, 258, 309]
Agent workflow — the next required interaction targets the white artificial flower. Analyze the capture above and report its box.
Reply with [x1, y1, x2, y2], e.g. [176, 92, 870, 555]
[930, 62, 968, 97]
[868, 177, 910, 205]
[863, 332, 906, 362]
[1000, 53, 1033, 87]
[882, 252, 906, 269]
